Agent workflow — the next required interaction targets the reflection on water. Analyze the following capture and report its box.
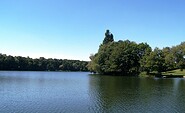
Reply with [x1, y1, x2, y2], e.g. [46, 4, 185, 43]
[0, 71, 185, 113]
[88, 75, 185, 113]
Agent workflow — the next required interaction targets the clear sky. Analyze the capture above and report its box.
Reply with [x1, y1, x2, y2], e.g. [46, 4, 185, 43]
[0, 0, 185, 61]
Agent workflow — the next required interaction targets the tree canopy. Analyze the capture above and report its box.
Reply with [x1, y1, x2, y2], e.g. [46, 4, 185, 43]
[0, 54, 88, 71]
[103, 30, 114, 44]
[88, 30, 185, 75]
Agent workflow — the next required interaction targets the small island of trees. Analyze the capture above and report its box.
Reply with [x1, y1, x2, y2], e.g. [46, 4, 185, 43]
[88, 30, 185, 76]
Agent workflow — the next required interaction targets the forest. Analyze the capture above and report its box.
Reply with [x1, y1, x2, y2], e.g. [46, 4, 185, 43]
[88, 30, 185, 75]
[0, 54, 88, 71]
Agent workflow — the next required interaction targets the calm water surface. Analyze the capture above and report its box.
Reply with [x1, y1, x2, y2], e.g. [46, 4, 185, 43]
[0, 71, 185, 113]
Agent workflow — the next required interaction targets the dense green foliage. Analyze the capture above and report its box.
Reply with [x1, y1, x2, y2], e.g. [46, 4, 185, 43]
[0, 54, 88, 71]
[88, 30, 185, 75]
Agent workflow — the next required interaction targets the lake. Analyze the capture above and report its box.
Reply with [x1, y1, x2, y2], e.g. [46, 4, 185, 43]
[0, 71, 185, 113]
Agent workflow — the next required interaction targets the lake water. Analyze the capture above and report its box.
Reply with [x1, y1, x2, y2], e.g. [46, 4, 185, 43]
[0, 71, 185, 113]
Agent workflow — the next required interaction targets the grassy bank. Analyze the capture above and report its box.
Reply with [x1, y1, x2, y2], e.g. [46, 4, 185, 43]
[139, 69, 185, 77]
[162, 69, 185, 76]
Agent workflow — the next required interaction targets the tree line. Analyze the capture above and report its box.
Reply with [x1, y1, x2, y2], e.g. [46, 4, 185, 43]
[0, 54, 88, 71]
[88, 30, 185, 75]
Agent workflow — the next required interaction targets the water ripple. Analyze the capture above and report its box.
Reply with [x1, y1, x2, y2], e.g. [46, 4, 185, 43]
[0, 72, 185, 112]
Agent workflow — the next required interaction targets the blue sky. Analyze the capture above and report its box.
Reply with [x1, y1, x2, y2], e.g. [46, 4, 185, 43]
[0, 0, 185, 61]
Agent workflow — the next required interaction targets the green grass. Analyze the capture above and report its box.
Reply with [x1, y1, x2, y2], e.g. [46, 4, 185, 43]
[139, 69, 185, 77]
[162, 69, 185, 76]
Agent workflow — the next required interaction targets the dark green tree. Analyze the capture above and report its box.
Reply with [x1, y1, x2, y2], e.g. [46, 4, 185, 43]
[103, 30, 114, 44]
[139, 43, 152, 74]
[0, 53, 88, 71]
[162, 47, 176, 70]
[89, 38, 147, 75]
[143, 48, 166, 74]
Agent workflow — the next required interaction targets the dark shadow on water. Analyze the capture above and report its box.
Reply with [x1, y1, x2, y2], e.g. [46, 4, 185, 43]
[88, 74, 185, 112]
